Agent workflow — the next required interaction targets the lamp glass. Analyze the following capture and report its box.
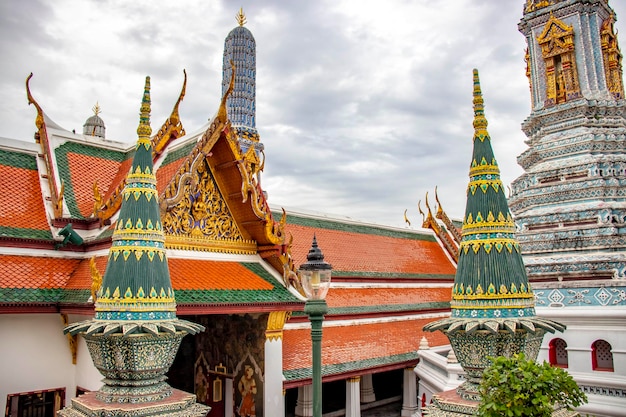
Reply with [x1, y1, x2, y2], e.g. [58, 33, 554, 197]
[300, 269, 331, 300]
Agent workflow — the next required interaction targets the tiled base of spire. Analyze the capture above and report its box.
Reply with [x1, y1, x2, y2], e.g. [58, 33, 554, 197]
[58, 388, 210, 417]
[421, 389, 579, 417]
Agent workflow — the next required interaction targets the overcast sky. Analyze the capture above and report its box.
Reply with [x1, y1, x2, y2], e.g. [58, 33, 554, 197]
[1, 0, 625, 228]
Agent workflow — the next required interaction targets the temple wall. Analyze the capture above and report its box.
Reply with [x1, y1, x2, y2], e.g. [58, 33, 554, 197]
[0, 314, 100, 412]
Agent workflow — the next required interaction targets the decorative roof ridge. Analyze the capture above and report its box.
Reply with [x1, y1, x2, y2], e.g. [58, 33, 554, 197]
[418, 192, 459, 262]
[276, 206, 436, 238]
[26, 73, 64, 219]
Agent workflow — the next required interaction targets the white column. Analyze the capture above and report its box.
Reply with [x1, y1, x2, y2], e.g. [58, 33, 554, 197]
[265, 337, 285, 417]
[360, 373, 376, 403]
[346, 376, 361, 417]
[295, 385, 313, 417]
[401, 367, 418, 417]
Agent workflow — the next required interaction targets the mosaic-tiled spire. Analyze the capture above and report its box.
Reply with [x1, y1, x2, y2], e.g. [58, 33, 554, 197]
[222, 8, 261, 151]
[66, 78, 202, 336]
[425, 70, 563, 334]
[450, 69, 536, 321]
[94, 76, 176, 321]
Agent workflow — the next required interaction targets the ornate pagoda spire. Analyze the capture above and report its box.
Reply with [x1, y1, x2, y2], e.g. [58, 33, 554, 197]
[61, 77, 207, 416]
[427, 69, 562, 333]
[423, 70, 565, 411]
[221, 8, 263, 162]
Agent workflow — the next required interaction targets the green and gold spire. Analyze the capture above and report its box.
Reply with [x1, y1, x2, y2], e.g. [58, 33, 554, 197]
[65, 77, 203, 337]
[94, 76, 175, 322]
[425, 70, 563, 335]
[451, 69, 535, 321]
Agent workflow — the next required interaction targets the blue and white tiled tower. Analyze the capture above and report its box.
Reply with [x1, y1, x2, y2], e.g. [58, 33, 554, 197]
[222, 9, 264, 164]
[510, 1, 626, 414]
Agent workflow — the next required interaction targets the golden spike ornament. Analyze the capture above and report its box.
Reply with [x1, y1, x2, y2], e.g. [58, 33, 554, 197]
[236, 8, 246, 26]
[92, 102, 101, 116]
[403, 209, 411, 226]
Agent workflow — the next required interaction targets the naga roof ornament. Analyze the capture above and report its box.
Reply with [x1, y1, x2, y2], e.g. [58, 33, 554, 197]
[26, 73, 65, 219]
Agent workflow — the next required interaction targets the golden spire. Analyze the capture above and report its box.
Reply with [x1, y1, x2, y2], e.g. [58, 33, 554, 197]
[92, 102, 101, 117]
[236, 7, 246, 26]
[472, 69, 488, 133]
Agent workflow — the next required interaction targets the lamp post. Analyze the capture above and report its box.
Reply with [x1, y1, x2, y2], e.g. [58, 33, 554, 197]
[299, 235, 332, 417]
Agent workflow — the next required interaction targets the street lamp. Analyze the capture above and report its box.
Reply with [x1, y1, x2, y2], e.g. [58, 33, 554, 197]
[299, 235, 332, 417]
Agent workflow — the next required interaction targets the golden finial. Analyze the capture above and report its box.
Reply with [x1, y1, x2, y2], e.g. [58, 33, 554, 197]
[403, 209, 411, 227]
[137, 76, 152, 138]
[236, 8, 246, 26]
[92, 102, 101, 117]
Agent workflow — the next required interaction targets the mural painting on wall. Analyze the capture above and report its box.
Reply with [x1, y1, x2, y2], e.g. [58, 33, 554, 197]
[194, 353, 211, 404]
[235, 353, 264, 417]
[196, 314, 268, 417]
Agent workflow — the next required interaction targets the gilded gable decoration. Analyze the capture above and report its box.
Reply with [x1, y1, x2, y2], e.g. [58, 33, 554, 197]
[601, 14, 625, 100]
[418, 193, 459, 262]
[162, 155, 254, 253]
[537, 13, 580, 106]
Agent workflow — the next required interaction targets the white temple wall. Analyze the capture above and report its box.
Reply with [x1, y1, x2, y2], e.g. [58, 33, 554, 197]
[0, 314, 75, 412]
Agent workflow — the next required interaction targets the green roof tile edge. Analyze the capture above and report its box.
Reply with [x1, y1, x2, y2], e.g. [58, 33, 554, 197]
[0, 288, 64, 303]
[161, 141, 197, 166]
[173, 262, 301, 304]
[0, 225, 52, 240]
[332, 271, 455, 280]
[283, 351, 419, 381]
[0, 149, 37, 170]
[276, 212, 436, 242]
[290, 301, 450, 317]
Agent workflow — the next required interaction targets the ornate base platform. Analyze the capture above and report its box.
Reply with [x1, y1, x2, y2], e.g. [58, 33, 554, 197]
[57, 388, 210, 417]
[421, 388, 579, 417]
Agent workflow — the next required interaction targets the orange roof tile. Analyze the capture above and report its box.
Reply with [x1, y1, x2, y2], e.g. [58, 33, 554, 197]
[283, 318, 450, 371]
[326, 287, 451, 308]
[0, 255, 80, 289]
[286, 224, 456, 276]
[0, 165, 49, 231]
[168, 259, 274, 291]
[66, 153, 127, 218]
[156, 158, 186, 195]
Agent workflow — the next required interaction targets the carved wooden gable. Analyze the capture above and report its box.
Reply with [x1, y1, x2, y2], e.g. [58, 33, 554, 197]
[159, 117, 256, 254]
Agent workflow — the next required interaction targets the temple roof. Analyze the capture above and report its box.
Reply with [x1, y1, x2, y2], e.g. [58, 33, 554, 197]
[283, 317, 450, 384]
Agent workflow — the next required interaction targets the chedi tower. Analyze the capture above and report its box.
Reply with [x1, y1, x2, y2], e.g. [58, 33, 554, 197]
[59, 77, 208, 417]
[422, 70, 567, 416]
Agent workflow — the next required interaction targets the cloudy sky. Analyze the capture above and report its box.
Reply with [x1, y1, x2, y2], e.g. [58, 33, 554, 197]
[1, 0, 625, 228]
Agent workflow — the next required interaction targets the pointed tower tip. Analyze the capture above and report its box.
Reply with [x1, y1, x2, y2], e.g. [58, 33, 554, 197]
[137, 76, 152, 138]
[472, 69, 487, 132]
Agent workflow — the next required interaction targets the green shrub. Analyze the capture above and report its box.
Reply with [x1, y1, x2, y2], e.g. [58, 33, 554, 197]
[478, 353, 587, 417]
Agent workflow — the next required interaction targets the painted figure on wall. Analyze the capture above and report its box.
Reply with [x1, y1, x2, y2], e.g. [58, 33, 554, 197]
[237, 364, 257, 417]
[194, 355, 210, 404]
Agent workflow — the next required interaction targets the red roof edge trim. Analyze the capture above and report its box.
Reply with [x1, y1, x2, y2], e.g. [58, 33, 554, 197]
[0, 304, 59, 314]
[176, 302, 304, 315]
[287, 307, 451, 323]
[53, 217, 104, 230]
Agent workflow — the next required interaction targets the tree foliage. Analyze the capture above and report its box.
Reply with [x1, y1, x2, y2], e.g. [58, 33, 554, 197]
[477, 353, 587, 417]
